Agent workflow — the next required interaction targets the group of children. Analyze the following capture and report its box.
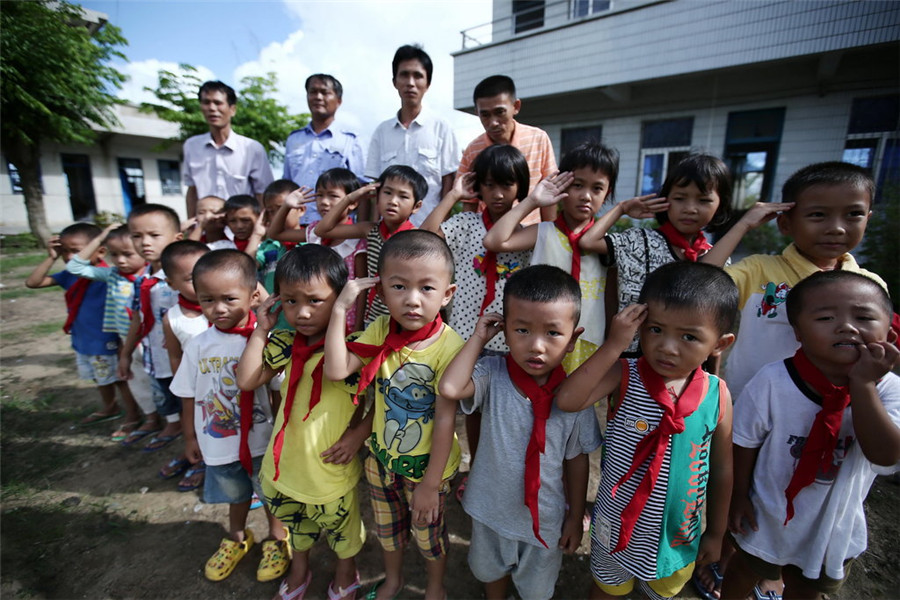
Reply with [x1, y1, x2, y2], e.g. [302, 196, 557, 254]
[29, 140, 899, 600]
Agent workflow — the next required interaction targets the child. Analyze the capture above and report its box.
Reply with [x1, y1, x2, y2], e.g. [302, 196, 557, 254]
[117, 204, 184, 450]
[484, 141, 652, 362]
[236, 244, 370, 600]
[65, 223, 157, 440]
[721, 271, 900, 599]
[314, 164, 426, 325]
[577, 153, 731, 355]
[701, 161, 885, 397]
[26, 223, 132, 427]
[254, 180, 300, 295]
[555, 261, 737, 600]
[324, 230, 463, 600]
[169, 249, 288, 583]
[186, 195, 227, 246]
[439, 265, 602, 600]
[223, 194, 263, 254]
[269, 168, 367, 331]
[157, 240, 211, 487]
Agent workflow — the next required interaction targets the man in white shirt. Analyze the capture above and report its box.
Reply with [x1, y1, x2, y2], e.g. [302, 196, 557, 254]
[183, 81, 273, 217]
[365, 45, 459, 226]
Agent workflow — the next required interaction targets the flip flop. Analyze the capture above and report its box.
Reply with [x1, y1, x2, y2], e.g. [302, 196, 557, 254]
[364, 580, 401, 600]
[79, 410, 123, 426]
[177, 462, 206, 492]
[110, 420, 142, 442]
[753, 585, 783, 600]
[142, 433, 182, 453]
[158, 457, 190, 479]
[120, 427, 160, 447]
[692, 562, 724, 600]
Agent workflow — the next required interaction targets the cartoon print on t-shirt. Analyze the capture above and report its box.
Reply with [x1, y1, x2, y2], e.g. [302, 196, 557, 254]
[200, 358, 265, 438]
[379, 362, 436, 454]
[758, 281, 790, 318]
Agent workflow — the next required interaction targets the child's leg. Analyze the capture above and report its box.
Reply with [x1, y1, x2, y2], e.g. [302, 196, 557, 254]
[408, 476, 452, 600]
[114, 380, 141, 423]
[484, 576, 510, 600]
[365, 455, 409, 599]
[424, 554, 448, 600]
[229, 500, 252, 541]
[151, 377, 182, 441]
[96, 382, 119, 413]
[721, 547, 764, 599]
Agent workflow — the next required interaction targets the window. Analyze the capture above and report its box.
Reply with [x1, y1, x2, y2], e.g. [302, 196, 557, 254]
[61, 153, 98, 221]
[560, 125, 603, 157]
[637, 117, 693, 195]
[513, 0, 544, 33]
[6, 160, 23, 194]
[842, 95, 899, 202]
[572, 0, 611, 18]
[724, 108, 785, 207]
[158, 159, 181, 195]
[118, 158, 146, 214]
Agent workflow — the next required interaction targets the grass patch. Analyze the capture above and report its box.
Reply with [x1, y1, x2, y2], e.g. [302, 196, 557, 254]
[0, 286, 56, 300]
[28, 320, 66, 337]
[0, 252, 46, 274]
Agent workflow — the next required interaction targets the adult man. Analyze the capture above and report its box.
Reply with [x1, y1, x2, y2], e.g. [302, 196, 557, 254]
[366, 45, 459, 227]
[182, 81, 273, 217]
[283, 74, 366, 224]
[458, 75, 558, 223]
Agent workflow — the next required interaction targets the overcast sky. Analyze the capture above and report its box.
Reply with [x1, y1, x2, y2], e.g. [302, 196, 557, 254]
[80, 0, 495, 155]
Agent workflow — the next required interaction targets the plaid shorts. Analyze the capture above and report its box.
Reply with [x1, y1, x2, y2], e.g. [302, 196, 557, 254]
[364, 453, 453, 559]
[261, 479, 365, 559]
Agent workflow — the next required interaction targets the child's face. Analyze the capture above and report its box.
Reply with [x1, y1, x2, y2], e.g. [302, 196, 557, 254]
[225, 207, 257, 240]
[194, 269, 258, 330]
[58, 233, 91, 263]
[106, 236, 145, 274]
[504, 297, 580, 384]
[279, 275, 338, 343]
[129, 213, 182, 264]
[377, 178, 420, 227]
[792, 279, 891, 378]
[197, 197, 225, 230]
[164, 253, 204, 302]
[778, 183, 871, 270]
[480, 176, 518, 221]
[562, 167, 610, 227]
[475, 92, 521, 145]
[666, 181, 720, 238]
[316, 184, 354, 220]
[378, 254, 455, 331]
[640, 301, 734, 383]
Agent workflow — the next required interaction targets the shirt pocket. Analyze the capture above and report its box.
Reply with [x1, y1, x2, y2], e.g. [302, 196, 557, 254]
[416, 148, 439, 181]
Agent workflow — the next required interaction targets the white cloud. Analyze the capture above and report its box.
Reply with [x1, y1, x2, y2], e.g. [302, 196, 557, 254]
[117, 59, 216, 107]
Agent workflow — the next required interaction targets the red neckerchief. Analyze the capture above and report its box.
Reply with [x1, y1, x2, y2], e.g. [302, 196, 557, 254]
[505, 354, 567, 548]
[62, 260, 107, 334]
[345, 316, 443, 404]
[784, 349, 851, 524]
[177, 294, 203, 313]
[271, 334, 326, 481]
[216, 311, 258, 475]
[892, 313, 900, 351]
[120, 267, 144, 319]
[321, 218, 354, 247]
[367, 219, 416, 309]
[137, 272, 161, 341]
[611, 357, 708, 552]
[657, 222, 711, 262]
[479, 211, 499, 316]
[554, 215, 594, 281]
[234, 238, 250, 252]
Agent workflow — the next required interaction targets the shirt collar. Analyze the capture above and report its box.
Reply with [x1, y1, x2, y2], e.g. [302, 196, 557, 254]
[392, 105, 431, 129]
[205, 129, 236, 150]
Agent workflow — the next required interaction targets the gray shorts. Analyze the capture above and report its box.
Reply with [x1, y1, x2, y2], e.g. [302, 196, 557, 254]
[203, 455, 264, 505]
[468, 518, 563, 600]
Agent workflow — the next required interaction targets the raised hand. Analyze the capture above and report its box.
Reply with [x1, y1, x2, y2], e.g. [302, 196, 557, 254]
[620, 194, 670, 219]
[335, 276, 378, 312]
[473, 312, 504, 343]
[256, 294, 282, 332]
[283, 186, 317, 209]
[739, 201, 795, 230]
[531, 171, 574, 207]
[47, 235, 61, 260]
[453, 172, 478, 203]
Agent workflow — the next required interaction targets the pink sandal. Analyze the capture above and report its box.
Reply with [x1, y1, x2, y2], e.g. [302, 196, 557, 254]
[277, 571, 312, 600]
[328, 572, 361, 600]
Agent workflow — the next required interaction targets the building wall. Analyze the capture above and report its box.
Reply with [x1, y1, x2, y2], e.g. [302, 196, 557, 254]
[454, 0, 900, 110]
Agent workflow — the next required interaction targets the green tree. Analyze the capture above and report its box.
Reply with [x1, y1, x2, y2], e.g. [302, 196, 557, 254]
[141, 65, 308, 162]
[1, 1, 127, 245]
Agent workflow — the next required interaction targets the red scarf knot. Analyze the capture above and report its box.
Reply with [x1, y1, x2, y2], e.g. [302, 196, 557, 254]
[478, 211, 499, 316]
[234, 238, 250, 252]
[63, 260, 107, 334]
[783, 349, 851, 525]
[271, 334, 326, 481]
[345, 316, 443, 405]
[505, 354, 567, 548]
[217, 311, 259, 476]
[137, 273, 161, 341]
[554, 215, 594, 281]
[611, 358, 707, 552]
[657, 222, 711, 262]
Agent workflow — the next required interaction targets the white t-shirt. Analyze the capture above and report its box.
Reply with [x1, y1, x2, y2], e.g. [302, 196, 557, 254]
[170, 327, 276, 466]
[165, 304, 209, 348]
[732, 360, 900, 580]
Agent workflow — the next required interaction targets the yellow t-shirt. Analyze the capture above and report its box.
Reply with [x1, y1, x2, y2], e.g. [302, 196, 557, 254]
[355, 315, 464, 482]
[259, 330, 362, 504]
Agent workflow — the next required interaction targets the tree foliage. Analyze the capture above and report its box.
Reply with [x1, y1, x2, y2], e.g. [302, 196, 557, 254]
[1, 0, 127, 244]
[140, 65, 308, 162]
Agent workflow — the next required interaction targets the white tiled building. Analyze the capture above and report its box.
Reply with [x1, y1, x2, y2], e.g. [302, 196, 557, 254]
[1, 104, 187, 232]
[453, 0, 899, 206]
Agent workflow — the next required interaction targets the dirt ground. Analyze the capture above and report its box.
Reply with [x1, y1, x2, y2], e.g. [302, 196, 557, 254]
[2, 251, 899, 599]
